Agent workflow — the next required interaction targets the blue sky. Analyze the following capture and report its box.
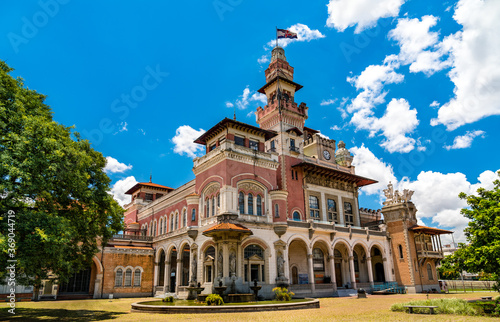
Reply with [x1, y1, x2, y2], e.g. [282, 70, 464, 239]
[1, 0, 499, 243]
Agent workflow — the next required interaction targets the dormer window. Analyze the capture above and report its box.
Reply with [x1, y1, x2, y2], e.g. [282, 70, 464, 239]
[235, 136, 245, 147]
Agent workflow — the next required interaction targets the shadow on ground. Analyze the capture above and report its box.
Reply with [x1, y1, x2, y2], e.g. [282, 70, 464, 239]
[0, 308, 126, 321]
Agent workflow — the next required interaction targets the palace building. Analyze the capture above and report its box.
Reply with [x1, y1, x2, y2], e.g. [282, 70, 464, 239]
[33, 46, 452, 300]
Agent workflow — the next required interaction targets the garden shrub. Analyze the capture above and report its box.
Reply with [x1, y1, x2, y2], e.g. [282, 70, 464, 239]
[206, 294, 224, 306]
[272, 287, 295, 301]
[162, 296, 175, 302]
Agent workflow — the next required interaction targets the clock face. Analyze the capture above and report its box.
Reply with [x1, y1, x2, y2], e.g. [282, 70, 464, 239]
[323, 150, 331, 160]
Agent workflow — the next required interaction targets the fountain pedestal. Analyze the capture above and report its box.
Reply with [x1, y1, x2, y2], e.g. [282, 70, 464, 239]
[249, 285, 261, 301]
[186, 285, 204, 300]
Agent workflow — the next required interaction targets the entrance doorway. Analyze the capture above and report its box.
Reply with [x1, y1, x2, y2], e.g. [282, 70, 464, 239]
[335, 263, 342, 287]
[291, 266, 298, 284]
[169, 249, 177, 292]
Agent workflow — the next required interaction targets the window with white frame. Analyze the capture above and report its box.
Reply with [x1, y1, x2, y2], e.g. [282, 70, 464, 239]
[182, 210, 187, 227]
[256, 195, 262, 216]
[134, 269, 141, 286]
[175, 213, 178, 230]
[309, 196, 320, 220]
[124, 268, 132, 286]
[344, 202, 354, 225]
[115, 268, 123, 287]
[170, 215, 174, 232]
[239, 192, 245, 214]
[206, 198, 210, 217]
[211, 196, 215, 217]
[327, 199, 338, 223]
[249, 140, 259, 151]
[248, 194, 254, 215]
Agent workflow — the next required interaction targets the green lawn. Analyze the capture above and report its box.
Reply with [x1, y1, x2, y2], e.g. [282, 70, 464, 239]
[0, 292, 498, 321]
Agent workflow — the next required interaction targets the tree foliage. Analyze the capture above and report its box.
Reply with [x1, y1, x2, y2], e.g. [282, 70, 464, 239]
[437, 257, 461, 280]
[447, 171, 500, 291]
[0, 60, 123, 294]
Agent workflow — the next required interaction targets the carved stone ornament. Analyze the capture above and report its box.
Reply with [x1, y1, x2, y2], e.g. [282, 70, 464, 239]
[238, 182, 264, 194]
[383, 182, 414, 205]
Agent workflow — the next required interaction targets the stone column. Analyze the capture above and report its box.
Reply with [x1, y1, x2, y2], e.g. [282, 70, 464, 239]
[366, 256, 374, 287]
[93, 274, 103, 299]
[349, 256, 357, 289]
[164, 261, 170, 292]
[320, 192, 327, 222]
[153, 262, 159, 288]
[382, 257, 391, 282]
[176, 255, 182, 293]
[189, 250, 197, 286]
[307, 253, 316, 294]
[329, 255, 337, 292]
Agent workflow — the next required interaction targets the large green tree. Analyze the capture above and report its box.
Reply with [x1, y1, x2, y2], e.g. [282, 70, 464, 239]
[447, 171, 500, 292]
[0, 60, 123, 298]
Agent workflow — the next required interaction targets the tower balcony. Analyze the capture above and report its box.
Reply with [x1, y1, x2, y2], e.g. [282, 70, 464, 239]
[416, 250, 444, 259]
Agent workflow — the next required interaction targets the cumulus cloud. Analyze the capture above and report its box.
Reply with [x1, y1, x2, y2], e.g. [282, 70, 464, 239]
[444, 130, 485, 150]
[110, 176, 138, 206]
[320, 99, 337, 106]
[229, 86, 267, 110]
[266, 23, 325, 49]
[258, 55, 269, 64]
[350, 144, 397, 196]
[352, 145, 499, 242]
[172, 125, 206, 158]
[104, 156, 132, 174]
[326, 0, 405, 33]
[388, 15, 451, 75]
[431, 0, 500, 130]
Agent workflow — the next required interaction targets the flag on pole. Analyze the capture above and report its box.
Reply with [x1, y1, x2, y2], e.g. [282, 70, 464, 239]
[277, 29, 298, 39]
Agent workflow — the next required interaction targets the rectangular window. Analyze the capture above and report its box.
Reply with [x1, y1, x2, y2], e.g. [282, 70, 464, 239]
[344, 202, 354, 225]
[235, 136, 245, 146]
[124, 269, 132, 287]
[289, 138, 298, 152]
[249, 140, 259, 151]
[209, 144, 216, 151]
[244, 264, 248, 282]
[206, 265, 212, 283]
[145, 193, 153, 201]
[156, 193, 163, 199]
[309, 196, 320, 219]
[327, 199, 338, 223]
[270, 140, 276, 152]
[134, 270, 141, 287]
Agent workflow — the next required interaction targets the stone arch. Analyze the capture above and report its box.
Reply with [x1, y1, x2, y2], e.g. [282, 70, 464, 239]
[200, 240, 217, 255]
[198, 176, 223, 195]
[241, 236, 270, 250]
[288, 237, 310, 285]
[178, 239, 192, 253]
[231, 174, 273, 191]
[286, 233, 310, 250]
[310, 236, 333, 256]
[92, 255, 103, 275]
[155, 246, 167, 262]
[290, 207, 303, 221]
[352, 242, 370, 284]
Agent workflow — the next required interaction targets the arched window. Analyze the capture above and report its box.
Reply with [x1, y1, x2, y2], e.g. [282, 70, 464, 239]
[163, 217, 167, 235]
[427, 263, 433, 280]
[191, 208, 196, 221]
[248, 194, 254, 215]
[239, 192, 245, 214]
[175, 214, 178, 230]
[398, 245, 404, 259]
[313, 248, 324, 271]
[217, 194, 220, 209]
[134, 269, 141, 287]
[293, 211, 301, 221]
[153, 221, 157, 236]
[327, 199, 338, 223]
[182, 210, 187, 227]
[206, 198, 210, 217]
[344, 202, 354, 225]
[244, 245, 264, 259]
[256, 195, 262, 216]
[309, 196, 320, 219]
[159, 218, 163, 235]
[124, 268, 132, 286]
[170, 215, 174, 232]
[274, 203, 279, 218]
[212, 197, 215, 217]
[115, 269, 123, 287]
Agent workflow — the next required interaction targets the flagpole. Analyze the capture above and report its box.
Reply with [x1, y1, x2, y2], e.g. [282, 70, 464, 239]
[275, 26, 278, 48]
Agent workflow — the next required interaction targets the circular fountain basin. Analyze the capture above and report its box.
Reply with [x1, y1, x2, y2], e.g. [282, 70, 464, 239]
[131, 298, 320, 314]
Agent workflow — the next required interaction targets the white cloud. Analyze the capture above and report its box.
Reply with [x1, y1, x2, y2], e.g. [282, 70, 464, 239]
[330, 125, 342, 130]
[110, 176, 138, 206]
[138, 129, 146, 135]
[172, 125, 206, 158]
[229, 86, 267, 110]
[104, 156, 132, 174]
[326, 0, 405, 33]
[429, 101, 440, 107]
[431, 0, 500, 130]
[320, 99, 337, 106]
[350, 144, 397, 196]
[388, 15, 451, 75]
[353, 144, 499, 242]
[347, 55, 404, 112]
[119, 121, 128, 132]
[266, 23, 325, 49]
[258, 55, 269, 64]
[444, 130, 485, 150]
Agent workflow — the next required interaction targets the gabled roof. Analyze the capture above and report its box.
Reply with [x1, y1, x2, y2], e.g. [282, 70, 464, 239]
[194, 118, 277, 145]
[286, 127, 303, 136]
[409, 225, 453, 235]
[125, 182, 174, 195]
